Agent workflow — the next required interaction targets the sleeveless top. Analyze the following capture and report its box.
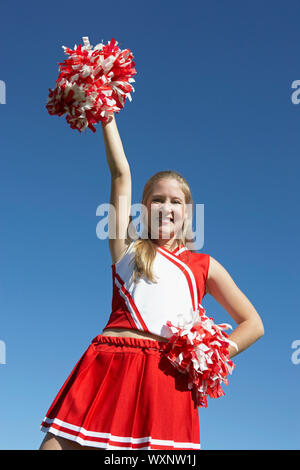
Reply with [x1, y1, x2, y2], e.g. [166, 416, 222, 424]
[103, 239, 210, 339]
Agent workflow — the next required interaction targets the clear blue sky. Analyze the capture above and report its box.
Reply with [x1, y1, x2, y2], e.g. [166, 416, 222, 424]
[0, 0, 299, 450]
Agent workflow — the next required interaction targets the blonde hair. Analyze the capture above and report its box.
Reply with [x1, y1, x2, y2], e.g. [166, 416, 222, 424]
[131, 170, 193, 283]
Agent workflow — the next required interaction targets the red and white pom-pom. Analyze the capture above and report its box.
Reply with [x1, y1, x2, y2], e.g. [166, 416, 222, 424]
[46, 36, 137, 133]
[163, 305, 238, 408]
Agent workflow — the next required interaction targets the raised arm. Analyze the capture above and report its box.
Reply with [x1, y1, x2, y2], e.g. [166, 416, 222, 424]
[101, 114, 133, 264]
[206, 257, 264, 359]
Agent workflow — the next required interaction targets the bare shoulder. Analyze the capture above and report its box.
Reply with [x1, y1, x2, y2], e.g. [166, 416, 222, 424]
[207, 256, 224, 281]
[205, 256, 264, 328]
[206, 256, 234, 293]
[109, 214, 138, 264]
[109, 236, 135, 265]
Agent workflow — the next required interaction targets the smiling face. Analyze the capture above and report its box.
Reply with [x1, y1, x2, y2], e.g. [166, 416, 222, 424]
[142, 178, 187, 247]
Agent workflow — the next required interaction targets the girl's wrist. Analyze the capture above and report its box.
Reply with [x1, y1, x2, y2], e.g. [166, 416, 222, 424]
[228, 344, 238, 359]
[101, 114, 114, 128]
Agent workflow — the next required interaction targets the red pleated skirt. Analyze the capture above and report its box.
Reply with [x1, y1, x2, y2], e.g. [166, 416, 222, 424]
[40, 334, 200, 450]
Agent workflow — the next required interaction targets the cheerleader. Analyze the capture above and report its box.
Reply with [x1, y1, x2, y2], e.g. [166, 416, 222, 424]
[39, 114, 264, 450]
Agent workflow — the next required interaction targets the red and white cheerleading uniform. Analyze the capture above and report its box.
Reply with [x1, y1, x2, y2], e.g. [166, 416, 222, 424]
[40, 240, 210, 450]
[106, 240, 209, 336]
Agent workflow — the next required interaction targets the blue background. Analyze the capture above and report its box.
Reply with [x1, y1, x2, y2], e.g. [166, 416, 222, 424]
[0, 0, 299, 450]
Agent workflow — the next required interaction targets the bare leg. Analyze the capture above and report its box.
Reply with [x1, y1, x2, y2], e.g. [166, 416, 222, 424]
[39, 432, 98, 450]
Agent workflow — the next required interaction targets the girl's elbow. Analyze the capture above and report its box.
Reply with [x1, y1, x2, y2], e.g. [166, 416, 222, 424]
[256, 318, 265, 338]
[246, 317, 264, 339]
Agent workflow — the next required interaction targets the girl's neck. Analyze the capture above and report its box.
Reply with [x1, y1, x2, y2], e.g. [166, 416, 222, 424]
[151, 239, 183, 251]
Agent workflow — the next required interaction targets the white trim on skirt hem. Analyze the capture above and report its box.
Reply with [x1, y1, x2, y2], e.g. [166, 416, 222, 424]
[41, 417, 201, 450]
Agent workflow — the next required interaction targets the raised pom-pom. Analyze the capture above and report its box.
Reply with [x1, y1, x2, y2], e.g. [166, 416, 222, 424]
[163, 305, 238, 408]
[46, 36, 137, 133]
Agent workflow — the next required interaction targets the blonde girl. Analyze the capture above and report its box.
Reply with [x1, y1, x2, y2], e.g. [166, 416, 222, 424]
[39, 114, 264, 450]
